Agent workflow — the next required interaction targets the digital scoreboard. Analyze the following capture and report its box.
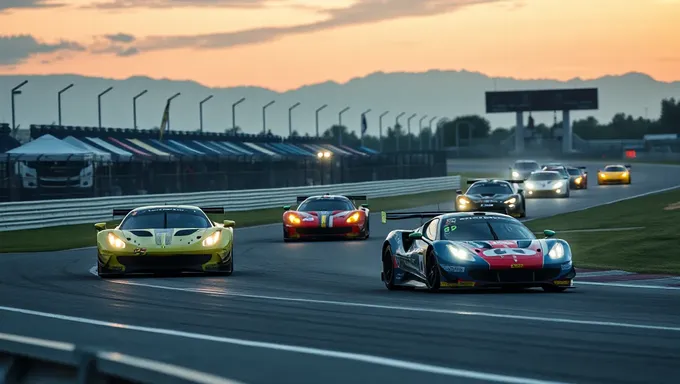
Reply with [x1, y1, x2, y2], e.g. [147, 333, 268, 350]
[485, 88, 598, 113]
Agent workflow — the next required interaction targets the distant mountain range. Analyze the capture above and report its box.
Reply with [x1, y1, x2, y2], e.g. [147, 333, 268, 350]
[0, 71, 678, 138]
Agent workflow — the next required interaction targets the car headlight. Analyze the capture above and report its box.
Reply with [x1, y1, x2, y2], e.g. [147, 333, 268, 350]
[287, 214, 301, 225]
[599, 173, 605, 178]
[575, 177, 582, 184]
[552, 181, 564, 189]
[525, 182, 534, 189]
[504, 197, 516, 204]
[622, 172, 628, 177]
[202, 231, 221, 247]
[346, 212, 361, 223]
[458, 197, 470, 205]
[512, 171, 519, 178]
[447, 244, 476, 261]
[107, 233, 126, 248]
[548, 242, 565, 259]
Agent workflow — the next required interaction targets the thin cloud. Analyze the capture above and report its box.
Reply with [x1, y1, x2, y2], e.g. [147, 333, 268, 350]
[87, 0, 267, 9]
[0, 35, 85, 66]
[133, 0, 508, 52]
[0, 0, 65, 12]
[104, 33, 136, 43]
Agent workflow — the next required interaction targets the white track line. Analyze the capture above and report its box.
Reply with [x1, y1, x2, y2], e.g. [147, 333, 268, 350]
[0, 305, 572, 384]
[576, 281, 680, 290]
[87, 268, 680, 332]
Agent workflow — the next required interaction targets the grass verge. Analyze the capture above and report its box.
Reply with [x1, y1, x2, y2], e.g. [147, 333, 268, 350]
[1, 189, 460, 253]
[525, 188, 680, 275]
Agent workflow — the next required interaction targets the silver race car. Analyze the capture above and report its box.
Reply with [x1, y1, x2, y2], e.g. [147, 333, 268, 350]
[524, 171, 570, 198]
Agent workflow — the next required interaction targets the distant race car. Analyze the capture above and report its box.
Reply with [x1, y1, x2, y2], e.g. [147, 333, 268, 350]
[509, 160, 541, 181]
[379, 211, 575, 292]
[566, 166, 588, 189]
[282, 194, 370, 241]
[597, 164, 631, 185]
[541, 165, 572, 186]
[95, 205, 235, 277]
[455, 179, 526, 218]
[524, 171, 570, 198]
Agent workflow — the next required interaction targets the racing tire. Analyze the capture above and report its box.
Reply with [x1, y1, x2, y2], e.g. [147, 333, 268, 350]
[519, 199, 527, 218]
[212, 250, 234, 276]
[542, 285, 567, 293]
[97, 262, 123, 279]
[382, 245, 402, 291]
[627, 176, 631, 184]
[425, 249, 441, 292]
[283, 226, 293, 242]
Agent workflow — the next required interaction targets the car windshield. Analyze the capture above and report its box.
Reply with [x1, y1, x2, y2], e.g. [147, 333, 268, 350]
[514, 162, 539, 170]
[440, 219, 536, 241]
[528, 172, 560, 181]
[544, 167, 568, 176]
[467, 183, 513, 195]
[298, 199, 355, 211]
[604, 165, 626, 172]
[567, 168, 582, 175]
[120, 209, 212, 229]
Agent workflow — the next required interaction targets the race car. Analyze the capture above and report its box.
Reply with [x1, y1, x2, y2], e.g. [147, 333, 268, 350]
[524, 171, 570, 197]
[455, 179, 526, 218]
[282, 194, 370, 241]
[597, 164, 631, 185]
[566, 166, 588, 189]
[509, 160, 541, 181]
[380, 211, 575, 292]
[95, 205, 235, 277]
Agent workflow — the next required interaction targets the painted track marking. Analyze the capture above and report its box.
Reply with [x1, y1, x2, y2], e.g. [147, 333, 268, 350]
[88, 268, 680, 332]
[0, 305, 571, 384]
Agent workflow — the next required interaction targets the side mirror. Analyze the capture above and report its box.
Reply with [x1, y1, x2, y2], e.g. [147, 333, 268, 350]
[223, 220, 235, 228]
[360, 203, 369, 208]
[517, 189, 524, 194]
[543, 229, 556, 238]
[283, 205, 291, 211]
[94, 222, 106, 232]
[408, 232, 423, 240]
[455, 190, 462, 195]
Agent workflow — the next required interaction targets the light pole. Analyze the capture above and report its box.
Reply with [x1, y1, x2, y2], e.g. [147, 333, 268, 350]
[379, 111, 389, 152]
[395, 112, 405, 152]
[11, 80, 28, 132]
[199, 95, 213, 132]
[338, 106, 349, 146]
[262, 100, 275, 134]
[288, 102, 300, 137]
[407, 113, 416, 151]
[418, 115, 427, 151]
[428, 116, 437, 150]
[360, 108, 371, 146]
[231, 97, 245, 131]
[57, 83, 74, 126]
[98, 86, 113, 128]
[315, 104, 327, 138]
[133, 90, 148, 129]
[166, 92, 181, 131]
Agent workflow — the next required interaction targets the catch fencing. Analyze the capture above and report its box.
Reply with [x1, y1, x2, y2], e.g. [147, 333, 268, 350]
[0, 331, 242, 383]
[0, 175, 461, 231]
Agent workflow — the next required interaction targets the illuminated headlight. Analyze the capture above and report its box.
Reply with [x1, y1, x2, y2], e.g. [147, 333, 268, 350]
[621, 172, 628, 177]
[552, 181, 564, 189]
[447, 245, 475, 261]
[512, 171, 519, 178]
[575, 177, 582, 184]
[599, 173, 605, 178]
[458, 197, 470, 206]
[287, 214, 301, 225]
[504, 197, 516, 205]
[202, 231, 221, 247]
[346, 212, 361, 223]
[525, 182, 534, 190]
[548, 243, 565, 259]
[107, 233, 126, 248]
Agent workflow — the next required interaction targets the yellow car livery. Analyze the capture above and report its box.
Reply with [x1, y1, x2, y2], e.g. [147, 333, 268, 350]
[95, 205, 234, 277]
[597, 164, 631, 185]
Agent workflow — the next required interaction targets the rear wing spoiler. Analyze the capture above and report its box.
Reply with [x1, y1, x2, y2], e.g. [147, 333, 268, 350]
[624, 164, 631, 169]
[112, 207, 225, 217]
[381, 211, 450, 224]
[466, 179, 523, 184]
[296, 195, 368, 203]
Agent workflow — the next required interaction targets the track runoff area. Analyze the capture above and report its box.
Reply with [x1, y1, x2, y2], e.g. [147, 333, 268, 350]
[0, 160, 679, 384]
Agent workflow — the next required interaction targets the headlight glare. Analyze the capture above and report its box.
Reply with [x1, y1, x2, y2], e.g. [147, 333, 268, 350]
[346, 212, 361, 223]
[287, 214, 301, 224]
[202, 231, 221, 247]
[447, 245, 475, 261]
[512, 171, 519, 178]
[575, 177, 582, 184]
[552, 181, 564, 189]
[504, 197, 516, 205]
[548, 242, 565, 259]
[458, 197, 469, 205]
[525, 182, 534, 189]
[107, 233, 126, 248]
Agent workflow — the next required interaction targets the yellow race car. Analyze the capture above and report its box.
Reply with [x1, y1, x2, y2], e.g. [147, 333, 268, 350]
[95, 205, 234, 277]
[597, 164, 631, 185]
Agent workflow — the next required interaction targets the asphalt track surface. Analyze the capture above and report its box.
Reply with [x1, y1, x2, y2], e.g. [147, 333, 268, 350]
[1, 160, 680, 384]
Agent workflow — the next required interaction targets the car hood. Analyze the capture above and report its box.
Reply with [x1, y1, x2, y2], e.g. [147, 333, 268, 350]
[464, 194, 513, 201]
[117, 227, 223, 247]
[457, 240, 545, 268]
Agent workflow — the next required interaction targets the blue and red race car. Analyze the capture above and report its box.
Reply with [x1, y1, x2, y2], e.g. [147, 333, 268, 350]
[282, 194, 370, 241]
[379, 210, 575, 292]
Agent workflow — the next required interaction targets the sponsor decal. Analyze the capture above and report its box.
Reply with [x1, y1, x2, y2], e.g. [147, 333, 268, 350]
[487, 240, 516, 246]
[443, 265, 465, 273]
[302, 217, 314, 222]
[553, 279, 572, 286]
[443, 225, 457, 233]
[320, 215, 327, 228]
[133, 248, 147, 255]
[481, 248, 537, 257]
[511, 264, 523, 268]
[441, 281, 475, 287]
[444, 218, 456, 224]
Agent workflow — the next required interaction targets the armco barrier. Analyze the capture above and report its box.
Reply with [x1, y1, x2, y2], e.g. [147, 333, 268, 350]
[0, 331, 243, 383]
[0, 176, 460, 231]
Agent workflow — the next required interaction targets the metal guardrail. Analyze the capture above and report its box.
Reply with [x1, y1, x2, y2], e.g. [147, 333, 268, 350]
[0, 176, 461, 231]
[0, 331, 243, 383]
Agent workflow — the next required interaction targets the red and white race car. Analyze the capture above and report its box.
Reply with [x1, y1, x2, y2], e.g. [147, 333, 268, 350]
[282, 194, 370, 241]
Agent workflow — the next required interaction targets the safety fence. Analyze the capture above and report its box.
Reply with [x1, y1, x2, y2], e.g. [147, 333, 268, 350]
[0, 331, 242, 383]
[0, 176, 461, 231]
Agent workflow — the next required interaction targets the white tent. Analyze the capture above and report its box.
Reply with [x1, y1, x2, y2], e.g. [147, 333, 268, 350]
[62, 136, 112, 161]
[4, 134, 104, 161]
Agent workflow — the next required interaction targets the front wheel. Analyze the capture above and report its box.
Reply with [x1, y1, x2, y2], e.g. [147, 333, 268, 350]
[382, 246, 400, 290]
[214, 250, 233, 276]
[425, 250, 441, 292]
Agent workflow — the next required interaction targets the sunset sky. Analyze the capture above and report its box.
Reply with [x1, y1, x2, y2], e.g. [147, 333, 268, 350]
[1, 0, 678, 91]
